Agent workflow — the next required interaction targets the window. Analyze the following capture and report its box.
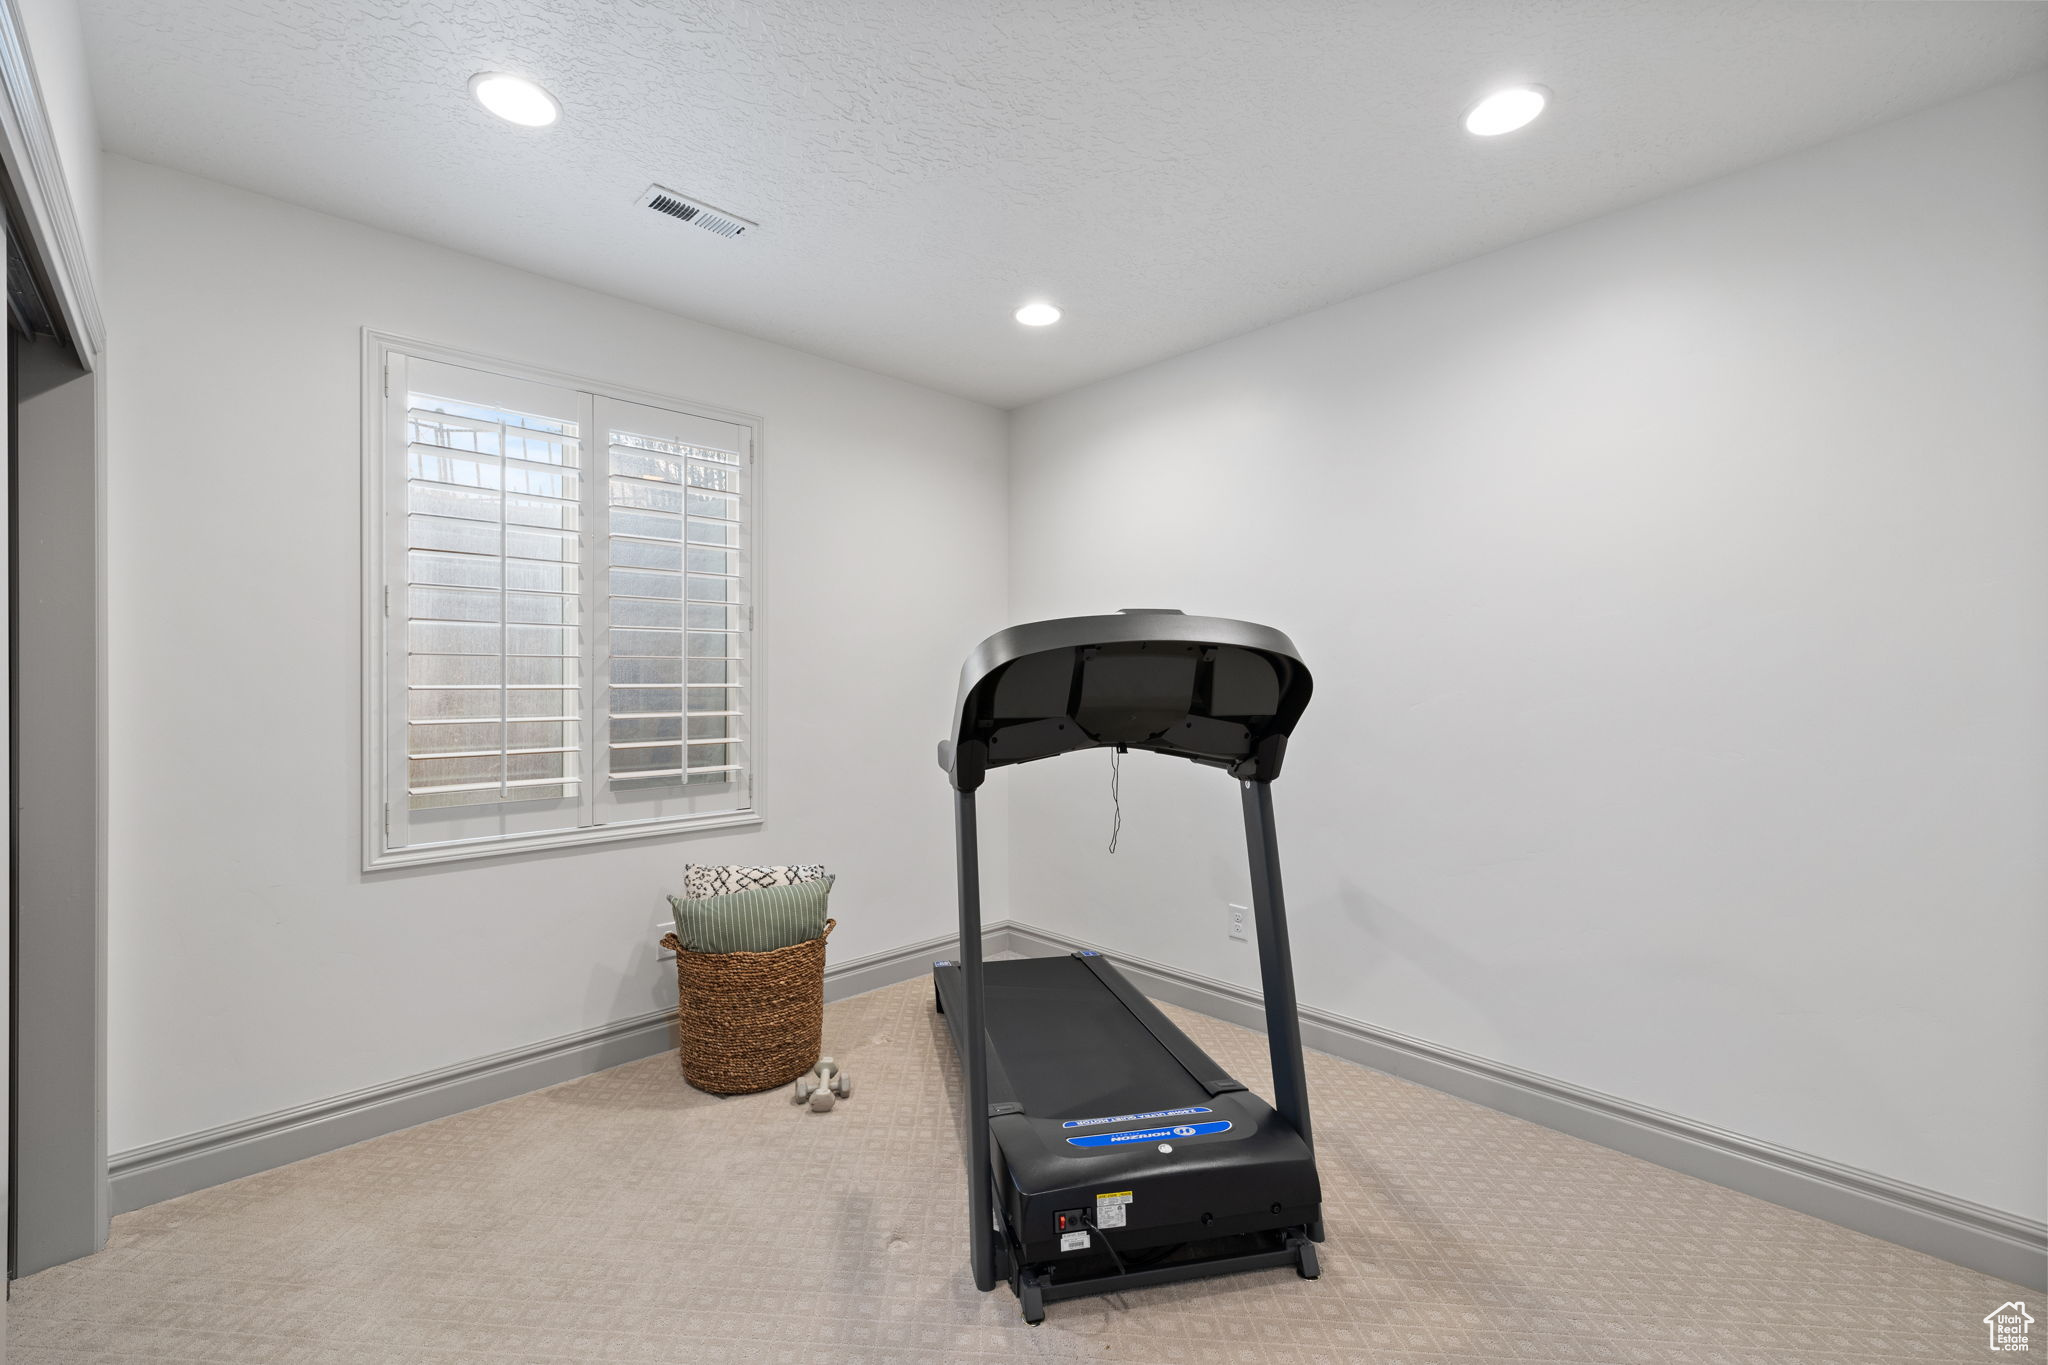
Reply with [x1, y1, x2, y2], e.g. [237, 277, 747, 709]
[364, 333, 759, 866]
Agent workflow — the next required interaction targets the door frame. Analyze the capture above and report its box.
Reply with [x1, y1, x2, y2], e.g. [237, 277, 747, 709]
[0, 0, 106, 1286]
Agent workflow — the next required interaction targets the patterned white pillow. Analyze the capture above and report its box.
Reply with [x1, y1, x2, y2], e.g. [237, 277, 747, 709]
[683, 863, 829, 899]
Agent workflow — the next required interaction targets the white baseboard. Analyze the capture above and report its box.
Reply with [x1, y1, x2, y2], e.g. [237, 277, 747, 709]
[1002, 922, 2046, 1291]
[107, 924, 1004, 1216]
[107, 919, 2046, 1292]
[109, 1007, 680, 1215]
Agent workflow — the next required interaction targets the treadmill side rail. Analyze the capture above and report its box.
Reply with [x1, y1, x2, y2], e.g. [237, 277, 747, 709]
[930, 961, 1025, 1118]
[1073, 952, 1247, 1097]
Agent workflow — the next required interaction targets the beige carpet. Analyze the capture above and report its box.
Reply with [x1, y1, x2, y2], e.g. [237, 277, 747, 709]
[11, 976, 2023, 1363]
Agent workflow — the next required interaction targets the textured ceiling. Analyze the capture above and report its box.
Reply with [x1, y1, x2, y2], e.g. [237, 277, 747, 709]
[80, 1, 2048, 407]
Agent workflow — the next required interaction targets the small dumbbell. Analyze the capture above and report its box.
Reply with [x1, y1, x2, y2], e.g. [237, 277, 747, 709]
[794, 1058, 851, 1110]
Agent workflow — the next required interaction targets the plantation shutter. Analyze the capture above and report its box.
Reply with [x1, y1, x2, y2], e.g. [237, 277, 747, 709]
[393, 358, 587, 848]
[375, 344, 757, 863]
[592, 395, 752, 827]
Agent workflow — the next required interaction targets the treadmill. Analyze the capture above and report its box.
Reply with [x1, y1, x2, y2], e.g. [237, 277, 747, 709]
[932, 609, 1322, 1323]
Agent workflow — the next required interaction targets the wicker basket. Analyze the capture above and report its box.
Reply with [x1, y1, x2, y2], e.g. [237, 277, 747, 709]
[661, 919, 834, 1095]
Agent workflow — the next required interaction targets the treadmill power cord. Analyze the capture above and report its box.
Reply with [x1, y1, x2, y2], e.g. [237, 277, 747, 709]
[1078, 1210, 1129, 1279]
[1108, 746, 1124, 853]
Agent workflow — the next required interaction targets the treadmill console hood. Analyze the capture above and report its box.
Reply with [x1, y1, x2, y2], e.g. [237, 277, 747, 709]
[939, 611, 1311, 790]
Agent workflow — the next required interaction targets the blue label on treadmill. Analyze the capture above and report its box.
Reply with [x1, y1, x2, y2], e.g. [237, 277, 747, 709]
[1061, 1106, 1213, 1130]
[1066, 1120, 1232, 1148]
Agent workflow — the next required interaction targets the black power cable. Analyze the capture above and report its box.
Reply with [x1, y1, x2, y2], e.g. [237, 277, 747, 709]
[1107, 746, 1123, 853]
[1077, 1209, 1129, 1280]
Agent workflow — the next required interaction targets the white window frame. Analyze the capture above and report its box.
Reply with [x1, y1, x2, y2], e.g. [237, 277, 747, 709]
[361, 329, 765, 869]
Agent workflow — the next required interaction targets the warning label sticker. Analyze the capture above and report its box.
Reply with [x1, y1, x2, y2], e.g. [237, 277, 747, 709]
[1061, 1106, 1213, 1130]
[1095, 1190, 1132, 1230]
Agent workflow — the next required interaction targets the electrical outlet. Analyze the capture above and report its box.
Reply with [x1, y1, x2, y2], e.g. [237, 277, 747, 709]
[1227, 903, 1249, 942]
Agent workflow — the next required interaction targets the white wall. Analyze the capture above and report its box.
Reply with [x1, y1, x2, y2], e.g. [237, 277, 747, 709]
[1006, 74, 2048, 1220]
[103, 155, 1007, 1154]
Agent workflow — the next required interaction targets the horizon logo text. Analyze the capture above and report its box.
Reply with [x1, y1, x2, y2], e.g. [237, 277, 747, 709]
[1067, 1121, 1231, 1148]
[1985, 1302, 2032, 1352]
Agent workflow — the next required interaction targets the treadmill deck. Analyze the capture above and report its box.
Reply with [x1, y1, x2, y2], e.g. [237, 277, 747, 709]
[975, 955, 1210, 1120]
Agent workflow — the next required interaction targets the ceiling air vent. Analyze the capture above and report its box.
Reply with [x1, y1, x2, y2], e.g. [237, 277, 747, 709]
[638, 185, 757, 239]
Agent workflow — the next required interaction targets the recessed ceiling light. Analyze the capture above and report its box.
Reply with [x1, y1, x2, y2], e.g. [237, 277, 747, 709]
[470, 72, 560, 128]
[1014, 302, 1062, 327]
[1464, 86, 1548, 137]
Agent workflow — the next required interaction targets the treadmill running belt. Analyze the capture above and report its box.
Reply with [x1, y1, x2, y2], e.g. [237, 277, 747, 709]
[980, 958, 1210, 1121]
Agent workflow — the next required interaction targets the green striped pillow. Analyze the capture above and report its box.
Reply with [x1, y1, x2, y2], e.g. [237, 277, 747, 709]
[668, 876, 834, 954]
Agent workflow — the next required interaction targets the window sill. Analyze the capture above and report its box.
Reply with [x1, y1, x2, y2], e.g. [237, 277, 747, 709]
[366, 809, 763, 871]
